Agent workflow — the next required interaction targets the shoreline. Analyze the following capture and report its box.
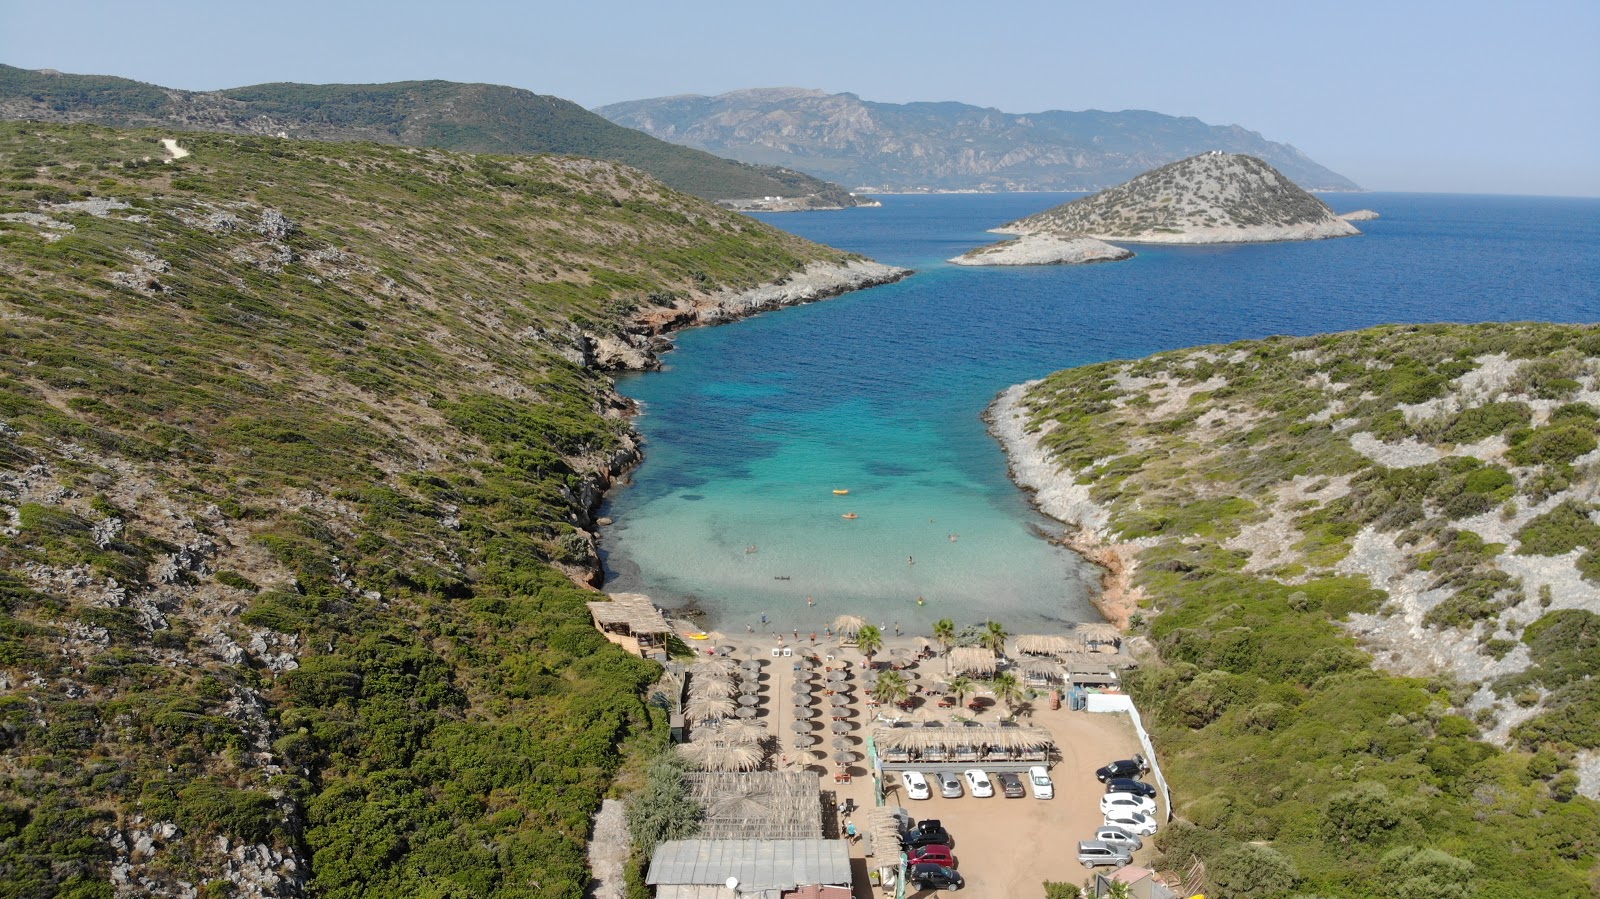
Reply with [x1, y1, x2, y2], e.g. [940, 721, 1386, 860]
[983, 383, 1137, 630]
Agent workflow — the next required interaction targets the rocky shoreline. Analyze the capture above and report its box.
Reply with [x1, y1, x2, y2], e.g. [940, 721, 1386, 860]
[983, 383, 1134, 630]
[949, 235, 1132, 266]
[990, 218, 1358, 245]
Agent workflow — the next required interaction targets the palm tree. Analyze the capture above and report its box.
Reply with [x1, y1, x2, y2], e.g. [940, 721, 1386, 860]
[932, 618, 956, 673]
[989, 671, 1025, 717]
[947, 675, 975, 710]
[856, 624, 883, 669]
[874, 669, 910, 708]
[979, 620, 1009, 657]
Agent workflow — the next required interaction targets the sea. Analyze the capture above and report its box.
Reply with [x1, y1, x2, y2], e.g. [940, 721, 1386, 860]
[598, 192, 1600, 635]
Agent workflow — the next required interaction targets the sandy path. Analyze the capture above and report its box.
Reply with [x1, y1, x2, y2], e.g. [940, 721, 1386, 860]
[160, 138, 191, 161]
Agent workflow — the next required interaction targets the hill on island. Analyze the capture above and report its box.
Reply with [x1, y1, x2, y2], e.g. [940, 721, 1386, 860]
[595, 87, 1360, 193]
[0, 122, 900, 896]
[992, 322, 1600, 897]
[999, 152, 1358, 242]
[0, 65, 861, 209]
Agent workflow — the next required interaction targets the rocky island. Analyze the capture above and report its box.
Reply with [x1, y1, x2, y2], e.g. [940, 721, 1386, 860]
[989, 322, 1600, 896]
[954, 152, 1361, 266]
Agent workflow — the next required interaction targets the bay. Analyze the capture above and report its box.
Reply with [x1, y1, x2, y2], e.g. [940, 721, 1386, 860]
[600, 192, 1600, 635]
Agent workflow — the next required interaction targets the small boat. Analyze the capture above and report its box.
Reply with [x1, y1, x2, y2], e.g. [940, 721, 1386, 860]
[774, 575, 791, 581]
[841, 512, 858, 520]
[833, 489, 850, 495]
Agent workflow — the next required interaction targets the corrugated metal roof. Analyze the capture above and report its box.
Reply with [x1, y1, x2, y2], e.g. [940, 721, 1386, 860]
[646, 839, 852, 892]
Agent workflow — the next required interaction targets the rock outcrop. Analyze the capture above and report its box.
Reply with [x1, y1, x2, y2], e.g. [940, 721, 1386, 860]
[950, 235, 1132, 267]
[1341, 208, 1380, 221]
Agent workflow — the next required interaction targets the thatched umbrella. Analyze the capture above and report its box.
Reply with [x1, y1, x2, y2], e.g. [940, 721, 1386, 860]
[734, 706, 758, 719]
[689, 677, 734, 699]
[678, 740, 763, 772]
[793, 705, 819, 719]
[833, 750, 859, 765]
[830, 693, 851, 708]
[1077, 622, 1122, 644]
[831, 615, 867, 638]
[1018, 656, 1064, 680]
[1014, 634, 1070, 655]
[950, 646, 997, 675]
[792, 734, 818, 748]
[739, 659, 762, 673]
[831, 720, 853, 734]
[914, 636, 932, 651]
[827, 669, 849, 683]
[790, 720, 815, 733]
[790, 680, 812, 694]
[685, 695, 736, 722]
[693, 657, 740, 678]
[737, 694, 760, 707]
[715, 719, 767, 743]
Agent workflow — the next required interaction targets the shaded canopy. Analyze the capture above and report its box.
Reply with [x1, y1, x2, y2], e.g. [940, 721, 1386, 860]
[685, 695, 737, 722]
[692, 657, 740, 678]
[688, 677, 734, 699]
[1014, 634, 1070, 655]
[949, 646, 997, 675]
[710, 719, 767, 744]
[873, 724, 1054, 754]
[864, 806, 908, 859]
[1077, 622, 1122, 643]
[678, 740, 763, 772]
[831, 615, 867, 638]
[1017, 656, 1064, 680]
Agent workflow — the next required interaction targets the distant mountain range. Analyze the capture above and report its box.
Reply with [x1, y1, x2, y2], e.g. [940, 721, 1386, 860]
[596, 88, 1360, 193]
[0, 65, 860, 208]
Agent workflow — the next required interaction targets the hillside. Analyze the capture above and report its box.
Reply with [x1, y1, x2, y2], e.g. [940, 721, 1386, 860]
[0, 65, 860, 209]
[997, 152, 1358, 243]
[595, 88, 1360, 193]
[990, 323, 1600, 897]
[0, 123, 900, 897]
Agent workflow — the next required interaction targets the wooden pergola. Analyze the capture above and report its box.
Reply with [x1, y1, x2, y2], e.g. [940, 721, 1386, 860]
[587, 593, 672, 658]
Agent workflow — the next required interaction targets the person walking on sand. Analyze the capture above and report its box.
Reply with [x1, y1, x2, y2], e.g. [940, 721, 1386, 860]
[894, 621, 901, 636]
[807, 595, 815, 607]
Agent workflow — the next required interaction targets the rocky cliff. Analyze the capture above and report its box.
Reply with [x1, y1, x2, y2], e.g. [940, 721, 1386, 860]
[595, 88, 1360, 193]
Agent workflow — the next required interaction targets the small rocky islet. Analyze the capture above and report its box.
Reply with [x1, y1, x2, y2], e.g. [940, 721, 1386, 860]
[952, 151, 1363, 266]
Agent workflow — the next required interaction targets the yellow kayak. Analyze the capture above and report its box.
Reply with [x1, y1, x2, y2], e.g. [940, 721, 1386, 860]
[686, 632, 710, 640]
[833, 489, 850, 495]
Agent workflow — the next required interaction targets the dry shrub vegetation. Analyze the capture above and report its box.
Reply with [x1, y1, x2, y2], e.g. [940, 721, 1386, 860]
[0, 122, 850, 898]
[1022, 322, 1600, 898]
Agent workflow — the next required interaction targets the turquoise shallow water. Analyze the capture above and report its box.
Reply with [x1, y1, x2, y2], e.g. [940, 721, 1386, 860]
[600, 192, 1600, 634]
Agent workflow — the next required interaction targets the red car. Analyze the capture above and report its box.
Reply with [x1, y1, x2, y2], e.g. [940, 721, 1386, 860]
[907, 845, 955, 868]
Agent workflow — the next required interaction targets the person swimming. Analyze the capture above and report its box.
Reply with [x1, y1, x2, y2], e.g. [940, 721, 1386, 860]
[916, 596, 925, 606]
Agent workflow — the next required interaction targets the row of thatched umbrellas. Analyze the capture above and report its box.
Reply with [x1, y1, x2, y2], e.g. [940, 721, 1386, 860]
[789, 660, 861, 765]
[679, 657, 775, 771]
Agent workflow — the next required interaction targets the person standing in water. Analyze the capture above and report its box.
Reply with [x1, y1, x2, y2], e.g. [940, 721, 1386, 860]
[907, 555, 914, 566]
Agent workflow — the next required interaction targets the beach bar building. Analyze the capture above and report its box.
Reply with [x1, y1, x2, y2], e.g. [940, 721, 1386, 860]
[646, 839, 852, 899]
[587, 593, 672, 659]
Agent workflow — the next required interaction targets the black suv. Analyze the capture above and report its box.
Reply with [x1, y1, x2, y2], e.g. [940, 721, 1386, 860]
[1104, 777, 1156, 798]
[901, 820, 953, 850]
[1094, 755, 1147, 782]
[909, 862, 964, 891]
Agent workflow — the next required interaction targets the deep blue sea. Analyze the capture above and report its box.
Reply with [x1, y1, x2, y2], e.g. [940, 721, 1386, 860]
[599, 192, 1600, 635]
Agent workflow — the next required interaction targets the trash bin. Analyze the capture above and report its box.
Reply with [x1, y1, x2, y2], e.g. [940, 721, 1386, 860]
[1049, 690, 1061, 710]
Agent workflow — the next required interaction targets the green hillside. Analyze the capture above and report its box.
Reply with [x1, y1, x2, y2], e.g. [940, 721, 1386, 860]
[1013, 323, 1600, 897]
[0, 65, 859, 207]
[0, 122, 858, 897]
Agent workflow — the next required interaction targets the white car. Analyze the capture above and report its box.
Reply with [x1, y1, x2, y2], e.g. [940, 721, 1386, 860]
[902, 771, 931, 801]
[1103, 808, 1158, 836]
[963, 769, 994, 798]
[1028, 765, 1054, 800]
[1100, 792, 1157, 817]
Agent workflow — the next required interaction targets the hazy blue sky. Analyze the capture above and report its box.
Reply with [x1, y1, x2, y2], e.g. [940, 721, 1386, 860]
[4, 0, 1596, 195]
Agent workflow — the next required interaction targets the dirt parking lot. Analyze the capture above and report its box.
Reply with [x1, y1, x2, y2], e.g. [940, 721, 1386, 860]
[837, 703, 1155, 897]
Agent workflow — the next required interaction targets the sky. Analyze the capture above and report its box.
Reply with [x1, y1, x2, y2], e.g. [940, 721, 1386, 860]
[3, 0, 1597, 196]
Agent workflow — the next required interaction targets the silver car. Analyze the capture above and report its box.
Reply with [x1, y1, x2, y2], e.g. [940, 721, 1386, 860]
[1093, 825, 1142, 852]
[936, 771, 963, 798]
[1077, 840, 1132, 869]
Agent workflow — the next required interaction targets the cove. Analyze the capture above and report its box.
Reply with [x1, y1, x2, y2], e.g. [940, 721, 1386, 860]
[599, 192, 1600, 635]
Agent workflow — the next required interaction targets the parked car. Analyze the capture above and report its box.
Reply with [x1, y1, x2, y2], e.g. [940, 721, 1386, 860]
[936, 771, 963, 799]
[1095, 755, 1148, 782]
[1105, 778, 1156, 799]
[1028, 765, 1054, 800]
[1100, 792, 1157, 817]
[997, 772, 1025, 798]
[1102, 808, 1158, 836]
[1077, 840, 1133, 869]
[963, 769, 993, 798]
[907, 844, 955, 868]
[908, 862, 965, 891]
[901, 820, 954, 850]
[1092, 825, 1143, 853]
[902, 771, 931, 801]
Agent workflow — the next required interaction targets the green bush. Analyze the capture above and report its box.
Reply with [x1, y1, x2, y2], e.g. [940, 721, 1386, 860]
[1516, 502, 1600, 555]
[1507, 423, 1597, 466]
